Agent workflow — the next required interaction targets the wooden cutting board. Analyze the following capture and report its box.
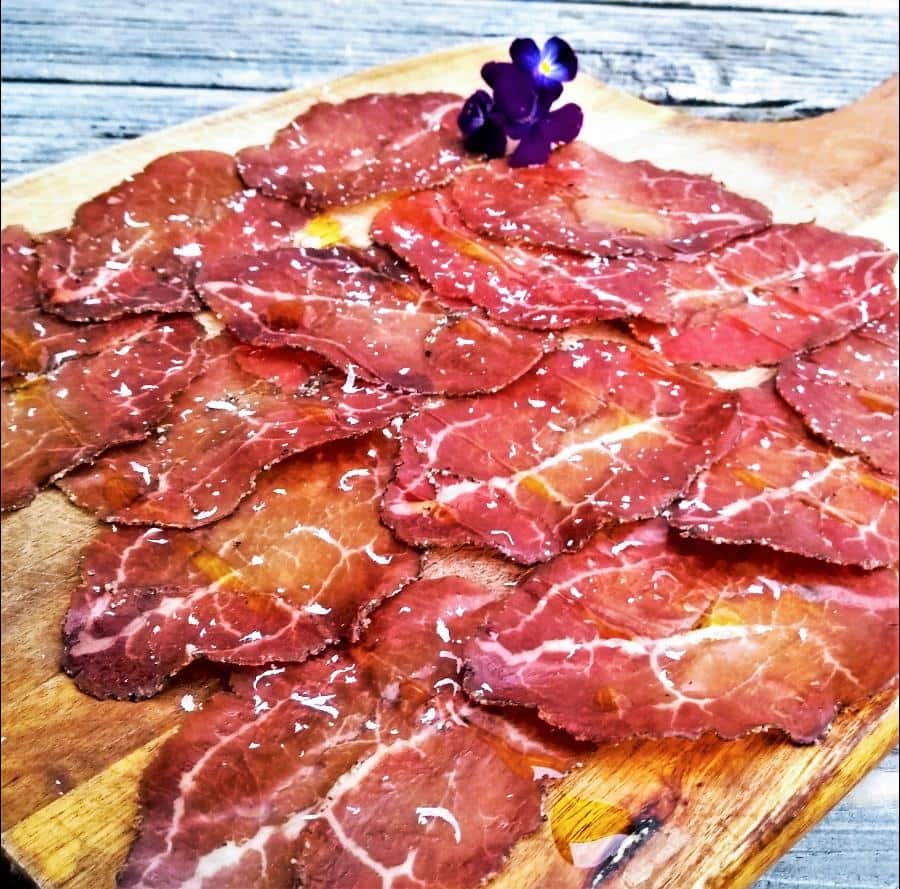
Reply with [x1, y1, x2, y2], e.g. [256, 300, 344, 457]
[1, 43, 898, 889]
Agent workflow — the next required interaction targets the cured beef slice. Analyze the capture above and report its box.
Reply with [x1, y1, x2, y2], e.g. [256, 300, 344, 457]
[670, 383, 899, 567]
[382, 338, 740, 563]
[630, 224, 898, 367]
[464, 519, 899, 743]
[2, 226, 142, 379]
[236, 92, 465, 210]
[296, 701, 568, 889]
[57, 334, 419, 527]
[777, 303, 899, 474]
[38, 151, 309, 321]
[62, 433, 420, 699]
[118, 577, 583, 889]
[118, 654, 382, 889]
[451, 142, 771, 259]
[2, 316, 205, 512]
[372, 190, 664, 329]
[197, 245, 546, 395]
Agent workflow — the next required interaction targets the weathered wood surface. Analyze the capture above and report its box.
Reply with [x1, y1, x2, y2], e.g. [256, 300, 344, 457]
[1, 0, 898, 179]
[1, 43, 898, 889]
[757, 749, 899, 889]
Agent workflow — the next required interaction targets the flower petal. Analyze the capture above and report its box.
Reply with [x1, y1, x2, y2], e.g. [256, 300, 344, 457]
[464, 118, 508, 159]
[508, 102, 583, 168]
[480, 61, 508, 90]
[535, 81, 564, 113]
[509, 37, 541, 73]
[457, 90, 493, 137]
[542, 37, 578, 83]
[508, 130, 553, 168]
[482, 62, 540, 125]
[542, 102, 584, 145]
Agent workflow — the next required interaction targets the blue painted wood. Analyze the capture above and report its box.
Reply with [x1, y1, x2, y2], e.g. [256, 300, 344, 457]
[0, 3, 897, 888]
[1, 0, 898, 179]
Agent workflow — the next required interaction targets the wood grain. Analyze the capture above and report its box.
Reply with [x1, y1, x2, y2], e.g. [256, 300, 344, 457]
[2, 0, 898, 179]
[1, 44, 898, 889]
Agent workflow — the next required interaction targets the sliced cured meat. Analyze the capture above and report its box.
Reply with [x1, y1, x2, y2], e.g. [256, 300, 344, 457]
[38, 151, 309, 321]
[1, 227, 35, 310]
[1, 226, 142, 379]
[237, 92, 465, 210]
[382, 338, 740, 563]
[372, 190, 665, 329]
[670, 383, 898, 567]
[197, 245, 546, 395]
[118, 577, 583, 889]
[464, 519, 899, 743]
[777, 303, 899, 474]
[119, 655, 377, 889]
[1, 317, 205, 512]
[295, 699, 570, 889]
[57, 334, 419, 527]
[351, 576, 503, 695]
[62, 433, 420, 699]
[630, 225, 898, 367]
[451, 142, 771, 259]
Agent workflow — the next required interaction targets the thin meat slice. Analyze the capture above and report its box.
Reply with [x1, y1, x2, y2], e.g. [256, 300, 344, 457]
[2, 317, 205, 512]
[777, 303, 899, 474]
[630, 225, 898, 367]
[372, 190, 665, 329]
[118, 577, 583, 889]
[1, 226, 142, 379]
[382, 338, 740, 563]
[451, 142, 771, 259]
[351, 576, 504, 694]
[237, 92, 465, 210]
[299, 579, 582, 889]
[295, 698, 569, 889]
[118, 655, 383, 889]
[38, 151, 309, 321]
[197, 245, 546, 395]
[670, 382, 898, 567]
[62, 433, 420, 700]
[464, 519, 899, 743]
[57, 334, 419, 527]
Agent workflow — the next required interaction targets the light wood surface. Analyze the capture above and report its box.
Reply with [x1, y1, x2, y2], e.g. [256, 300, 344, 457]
[1, 44, 898, 889]
[2, 0, 898, 181]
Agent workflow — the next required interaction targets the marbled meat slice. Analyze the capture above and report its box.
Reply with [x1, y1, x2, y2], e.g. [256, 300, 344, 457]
[118, 577, 583, 889]
[197, 245, 546, 395]
[464, 518, 899, 743]
[1, 226, 142, 379]
[1, 316, 205, 512]
[670, 382, 898, 567]
[62, 433, 420, 699]
[372, 189, 664, 329]
[236, 92, 465, 210]
[382, 337, 740, 563]
[57, 334, 419, 526]
[777, 303, 899, 474]
[451, 142, 771, 259]
[630, 224, 898, 367]
[295, 700, 572, 889]
[38, 151, 309, 321]
[118, 655, 380, 889]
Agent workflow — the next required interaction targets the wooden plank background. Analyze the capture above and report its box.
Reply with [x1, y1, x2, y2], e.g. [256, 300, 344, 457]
[1, 2, 898, 888]
[1, 0, 899, 180]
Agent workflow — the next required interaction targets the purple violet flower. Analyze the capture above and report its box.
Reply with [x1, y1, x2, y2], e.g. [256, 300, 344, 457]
[508, 103, 584, 167]
[459, 36, 583, 166]
[457, 90, 507, 158]
[482, 61, 548, 129]
[510, 37, 578, 91]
